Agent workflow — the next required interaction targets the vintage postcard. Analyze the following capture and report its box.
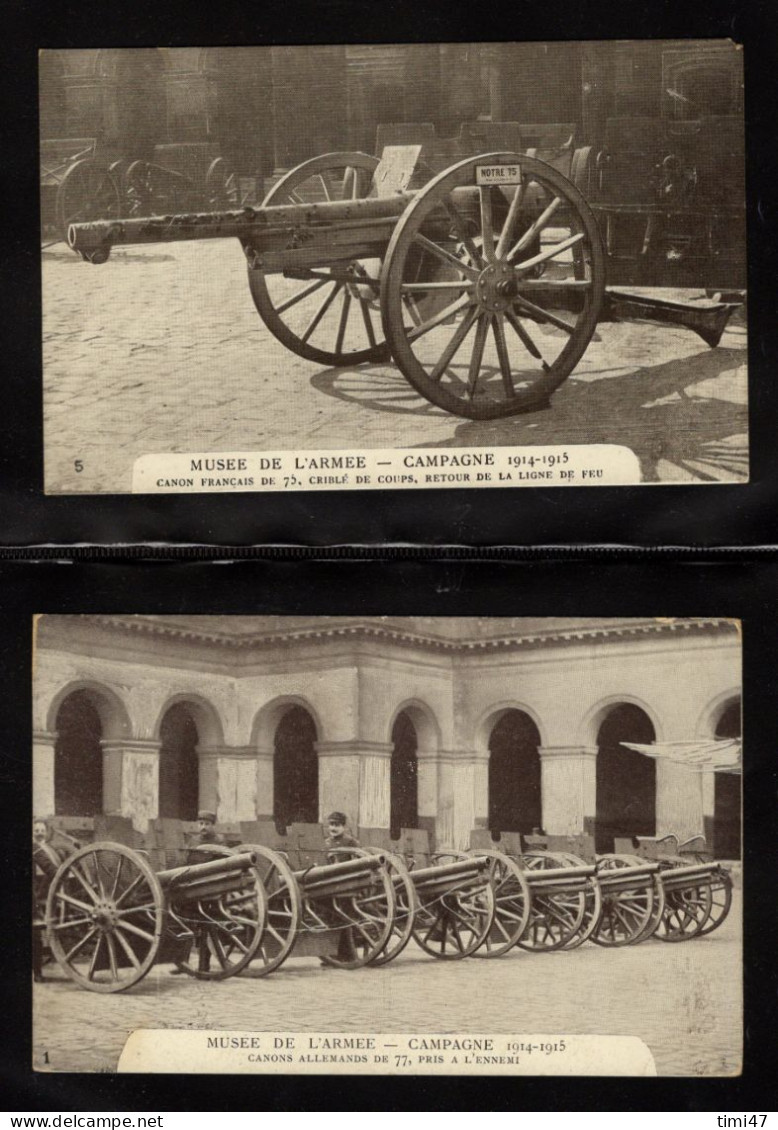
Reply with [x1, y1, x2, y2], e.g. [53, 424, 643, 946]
[40, 41, 746, 494]
[33, 615, 742, 1075]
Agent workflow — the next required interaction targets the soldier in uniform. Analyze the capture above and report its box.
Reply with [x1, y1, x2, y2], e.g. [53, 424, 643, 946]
[32, 818, 76, 982]
[324, 811, 360, 850]
[195, 810, 224, 845]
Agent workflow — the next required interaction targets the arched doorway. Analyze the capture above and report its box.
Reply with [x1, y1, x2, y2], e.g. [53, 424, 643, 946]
[158, 703, 200, 820]
[487, 710, 542, 833]
[390, 711, 419, 836]
[274, 706, 318, 826]
[595, 704, 656, 852]
[714, 699, 741, 858]
[54, 690, 104, 816]
[112, 50, 167, 157]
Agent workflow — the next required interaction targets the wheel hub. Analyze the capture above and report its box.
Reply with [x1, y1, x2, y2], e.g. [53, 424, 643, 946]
[476, 261, 520, 313]
[92, 899, 119, 929]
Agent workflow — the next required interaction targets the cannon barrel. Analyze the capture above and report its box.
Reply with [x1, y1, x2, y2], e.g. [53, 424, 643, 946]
[658, 862, 726, 887]
[525, 864, 596, 886]
[68, 194, 416, 263]
[408, 855, 490, 890]
[156, 850, 258, 891]
[294, 852, 386, 889]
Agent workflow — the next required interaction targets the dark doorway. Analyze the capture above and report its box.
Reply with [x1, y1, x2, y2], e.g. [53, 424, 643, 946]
[114, 50, 166, 157]
[390, 712, 419, 836]
[158, 703, 200, 821]
[595, 704, 656, 852]
[488, 710, 542, 834]
[274, 706, 318, 826]
[54, 691, 104, 816]
[714, 700, 741, 858]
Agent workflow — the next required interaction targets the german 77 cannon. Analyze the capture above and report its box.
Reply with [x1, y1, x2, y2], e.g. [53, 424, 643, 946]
[66, 147, 743, 421]
[44, 841, 267, 992]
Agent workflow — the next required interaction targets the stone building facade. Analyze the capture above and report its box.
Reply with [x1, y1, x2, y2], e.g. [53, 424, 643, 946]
[33, 616, 741, 856]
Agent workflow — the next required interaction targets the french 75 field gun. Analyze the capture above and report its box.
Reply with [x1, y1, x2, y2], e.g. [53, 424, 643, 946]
[68, 144, 745, 420]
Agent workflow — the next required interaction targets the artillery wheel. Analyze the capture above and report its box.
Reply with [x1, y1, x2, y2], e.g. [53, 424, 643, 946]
[462, 849, 531, 957]
[247, 152, 392, 366]
[45, 842, 164, 993]
[315, 848, 397, 969]
[205, 157, 242, 208]
[527, 852, 603, 950]
[237, 844, 302, 975]
[696, 869, 733, 937]
[591, 856, 664, 947]
[380, 151, 605, 419]
[55, 158, 121, 239]
[411, 856, 495, 960]
[364, 849, 418, 966]
[169, 845, 268, 980]
[654, 873, 713, 942]
[516, 853, 588, 951]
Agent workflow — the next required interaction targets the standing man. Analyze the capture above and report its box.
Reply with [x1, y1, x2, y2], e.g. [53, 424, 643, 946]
[324, 811, 359, 849]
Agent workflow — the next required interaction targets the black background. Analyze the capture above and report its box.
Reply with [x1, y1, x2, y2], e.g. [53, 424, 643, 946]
[3, 552, 777, 1109]
[1, 0, 777, 547]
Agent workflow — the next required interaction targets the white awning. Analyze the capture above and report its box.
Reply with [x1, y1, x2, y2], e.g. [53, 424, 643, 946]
[621, 738, 741, 774]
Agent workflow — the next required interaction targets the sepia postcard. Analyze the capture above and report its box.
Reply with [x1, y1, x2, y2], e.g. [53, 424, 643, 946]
[40, 41, 747, 495]
[33, 614, 742, 1075]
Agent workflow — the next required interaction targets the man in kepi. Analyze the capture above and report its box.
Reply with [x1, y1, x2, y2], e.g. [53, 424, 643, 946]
[195, 809, 224, 845]
[324, 811, 359, 849]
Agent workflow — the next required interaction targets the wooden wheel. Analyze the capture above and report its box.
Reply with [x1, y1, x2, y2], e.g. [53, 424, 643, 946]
[463, 849, 531, 958]
[45, 842, 163, 993]
[170, 845, 268, 980]
[655, 876, 713, 942]
[316, 851, 396, 969]
[591, 856, 663, 947]
[238, 844, 302, 975]
[205, 157, 242, 208]
[528, 853, 604, 951]
[380, 151, 605, 419]
[55, 158, 121, 239]
[516, 854, 587, 952]
[365, 849, 418, 966]
[412, 864, 495, 960]
[696, 869, 733, 937]
[247, 152, 391, 366]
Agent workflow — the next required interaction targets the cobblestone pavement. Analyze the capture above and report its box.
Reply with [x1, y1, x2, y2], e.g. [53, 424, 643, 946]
[33, 891, 741, 1076]
[42, 241, 748, 493]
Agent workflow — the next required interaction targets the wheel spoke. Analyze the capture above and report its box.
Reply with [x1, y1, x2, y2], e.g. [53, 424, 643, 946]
[407, 293, 474, 343]
[479, 187, 496, 262]
[516, 232, 585, 274]
[55, 891, 95, 915]
[50, 915, 93, 930]
[109, 854, 124, 900]
[68, 863, 100, 904]
[87, 934, 104, 980]
[113, 926, 143, 970]
[358, 297, 377, 347]
[429, 306, 480, 381]
[496, 180, 527, 259]
[412, 233, 479, 279]
[115, 872, 145, 908]
[504, 308, 546, 362]
[401, 280, 476, 293]
[334, 289, 351, 356]
[115, 918, 156, 944]
[513, 294, 577, 335]
[467, 315, 491, 395]
[63, 925, 98, 963]
[317, 173, 332, 202]
[507, 195, 562, 259]
[493, 314, 515, 397]
[275, 278, 329, 315]
[105, 933, 120, 980]
[300, 282, 341, 343]
[443, 196, 484, 268]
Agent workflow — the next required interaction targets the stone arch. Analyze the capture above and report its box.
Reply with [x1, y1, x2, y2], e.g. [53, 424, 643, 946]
[696, 689, 742, 739]
[594, 701, 657, 853]
[152, 693, 225, 750]
[156, 701, 203, 821]
[473, 700, 546, 755]
[250, 695, 325, 752]
[46, 679, 132, 740]
[485, 708, 542, 835]
[389, 711, 419, 835]
[387, 698, 441, 755]
[581, 692, 663, 748]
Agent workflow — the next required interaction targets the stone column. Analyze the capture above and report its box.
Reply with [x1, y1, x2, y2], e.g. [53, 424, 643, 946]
[198, 746, 263, 824]
[538, 746, 598, 836]
[656, 759, 705, 842]
[435, 749, 481, 851]
[100, 739, 161, 831]
[417, 746, 439, 841]
[316, 741, 391, 831]
[33, 731, 57, 817]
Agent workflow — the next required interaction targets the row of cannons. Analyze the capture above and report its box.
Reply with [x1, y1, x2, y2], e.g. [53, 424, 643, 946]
[36, 819, 734, 993]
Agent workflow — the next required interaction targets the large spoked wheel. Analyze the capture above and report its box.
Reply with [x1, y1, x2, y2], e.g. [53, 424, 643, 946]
[247, 152, 392, 366]
[526, 852, 604, 951]
[316, 852, 397, 969]
[516, 854, 587, 952]
[238, 844, 302, 975]
[365, 849, 418, 967]
[655, 876, 713, 942]
[412, 868, 496, 960]
[45, 842, 164, 994]
[380, 151, 605, 419]
[591, 857, 663, 947]
[55, 158, 121, 239]
[696, 869, 733, 937]
[462, 849, 531, 958]
[205, 157, 242, 208]
[170, 845, 268, 980]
